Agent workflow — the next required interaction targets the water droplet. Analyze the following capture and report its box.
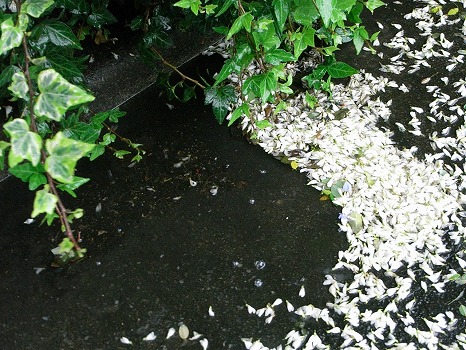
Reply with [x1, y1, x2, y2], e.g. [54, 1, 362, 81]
[254, 279, 264, 287]
[254, 260, 266, 270]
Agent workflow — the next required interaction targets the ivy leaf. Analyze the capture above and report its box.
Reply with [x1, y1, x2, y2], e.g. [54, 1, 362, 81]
[293, 0, 319, 26]
[265, 48, 296, 65]
[89, 144, 105, 161]
[45, 131, 94, 183]
[32, 20, 82, 50]
[57, 176, 90, 197]
[327, 61, 358, 78]
[0, 18, 24, 55]
[3, 118, 42, 167]
[228, 103, 249, 126]
[272, 0, 290, 32]
[459, 305, 466, 317]
[9, 162, 47, 190]
[365, 0, 385, 13]
[87, 3, 117, 28]
[34, 69, 95, 121]
[55, 0, 90, 13]
[46, 52, 86, 85]
[348, 2, 364, 23]
[204, 85, 237, 124]
[352, 26, 368, 54]
[227, 12, 254, 40]
[214, 58, 240, 86]
[315, 0, 356, 27]
[31, 185, 58, 218]
[8, 71, 29, 100]
[22, 0, 54, 18]
[0, 65, 16, 88]
[292, 27, 315, 58]
[215, 0, 235, 17]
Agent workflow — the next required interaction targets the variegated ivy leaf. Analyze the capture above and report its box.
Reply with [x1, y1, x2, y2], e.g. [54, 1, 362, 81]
[45, 131, 94, 183]
[0, 18, 24, 55]
[8, 71, 29, 99]
[3, 118, 42, 167]
[315, 0, 356, 28]
[22, 0, 54, 18]
[31, 184, 58, 218]
[34, 69, 95, 121]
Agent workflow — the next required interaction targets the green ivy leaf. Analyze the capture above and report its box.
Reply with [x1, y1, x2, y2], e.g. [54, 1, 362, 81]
[32, 20, 82, 50]
[205, 85, 237, 124]
[9, 162, 47, 190]
[365, 0, 385, 13]
[55, 0, 90, 13]
[292, 26, 315, 58]
[89, 144, 105, 161]
[34, 69, 95, 121]
[45, 131, 94, 183]
[0, 18, 24, 55]
[459, 305, 466, 317]
[228, 103, 249, 127]
[293, 0, 319, 26]
[353, 26, 368, 54]
[57, 176, 90, 197]
[0, 65, 16, 88]
[265, 48, 296, 65]
[315, 0, 356, 27]
[272, 0, 290, 32]
[227, 12, 254, 40]
[327, 61, 358, 78]
[252, 22, 280, 51]
[8, 71, 29, 100]
[22, 0, 54, 18]
[46, 52, 86, 85]
[215, 0, 235, 17]
[214, 58, 241, 86]
[348, 2, 364, 23]
[3, 118, 42, 167]
[87, 3, 117, 28]
[31, 184, 58, 218]
[256, 120, 272, 129]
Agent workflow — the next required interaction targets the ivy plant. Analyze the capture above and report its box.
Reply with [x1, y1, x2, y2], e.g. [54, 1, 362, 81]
[0, 0, 139, 263]
[173, 0, 385, 125]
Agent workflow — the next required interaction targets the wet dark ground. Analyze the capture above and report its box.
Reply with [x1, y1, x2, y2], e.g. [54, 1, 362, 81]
[1, 1, 466, 349]
[0, 59, 344, 349]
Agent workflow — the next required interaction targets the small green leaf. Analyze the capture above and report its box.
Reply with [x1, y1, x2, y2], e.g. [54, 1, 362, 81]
[34, 69, 95, 121]
[45, 131, 94, 183]
[214, 58, 240, 86]
[365, 0, 385, 13]
[227, 12, 253, 39]
[89, 144, 105, 161]
[256, 120, 272, 129]
[3, 119, 42, 167]
[22, 0, 54, 18]
[215, 0, 235, 17]
[31, 185, 58, 218]
[327, 61, 358, 78]
[0, 18, 24, 55]
[57, 176, 90, 197]
[459, 305, 466, 317]
[87, 4, 117, 28]
[265, 48, 296, 65]
[228, 103, 249, 126]
[113, 150, 131, 159]
[8, 72, 29, 100]
[205, 85, 237, 124]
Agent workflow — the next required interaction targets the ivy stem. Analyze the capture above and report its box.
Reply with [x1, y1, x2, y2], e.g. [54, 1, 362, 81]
[17, 1, 81, 251]
[150, 47, 206, 89]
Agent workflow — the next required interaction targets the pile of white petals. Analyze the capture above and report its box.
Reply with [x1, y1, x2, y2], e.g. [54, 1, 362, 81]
[206, 0, 466, 349]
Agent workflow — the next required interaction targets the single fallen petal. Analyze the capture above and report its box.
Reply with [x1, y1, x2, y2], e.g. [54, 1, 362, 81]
[166, 327, 176, 339]
[179, 324, 189, 339]
[120, 336, 132, 345]
[142, 331, 156, 341]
